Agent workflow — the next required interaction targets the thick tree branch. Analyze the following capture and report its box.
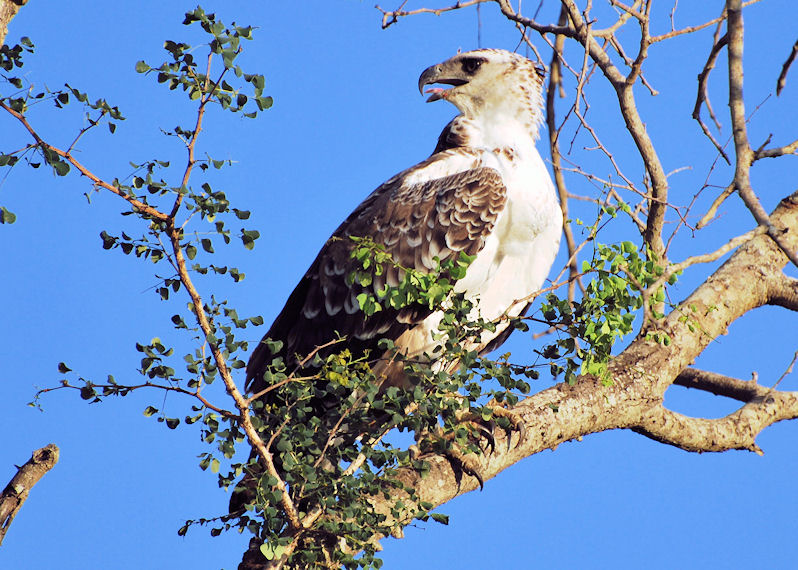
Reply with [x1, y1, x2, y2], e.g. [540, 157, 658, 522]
[0, 444, 59, 546]
[767, 275, 798, 312]
[633, 394, 798, 454]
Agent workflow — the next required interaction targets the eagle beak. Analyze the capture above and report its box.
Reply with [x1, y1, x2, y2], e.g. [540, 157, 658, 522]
[418, 64, 444, 102]
[418, 63, 468, 103]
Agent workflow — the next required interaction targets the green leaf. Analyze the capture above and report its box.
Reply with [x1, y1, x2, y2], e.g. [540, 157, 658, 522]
[53, 160, 70, 176]
[135, 60, 150, 73]
[57, 362, 72, 373]
[99, 230, 116, 250]
[430, 513, 449, 525]
[260, 543, 287, 561]
[241, 229, 259, 250]
[201, 238, 214, 253]
[0, 206, 16, 224]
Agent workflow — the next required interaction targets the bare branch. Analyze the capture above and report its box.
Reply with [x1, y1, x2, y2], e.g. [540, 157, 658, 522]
[673, 368, 766, 402]
[0, 444, 59, 546]
[753, 138, 798, 160]
[546, 8, 581, 301]
[692, 31, 731, 164]
[726, 0, 798, 269]
[773, 351, 798, 389]
[649, 0, 762, 43]
[376, 0, 488, 30]
[776, 38, 798, 96]
[696, 183, 735, 229]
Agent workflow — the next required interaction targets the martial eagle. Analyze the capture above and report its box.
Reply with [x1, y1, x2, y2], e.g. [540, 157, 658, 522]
[246, 49, 563, 396]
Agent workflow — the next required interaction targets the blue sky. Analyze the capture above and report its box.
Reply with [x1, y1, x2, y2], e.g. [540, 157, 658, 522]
[1, 1, 797, 569]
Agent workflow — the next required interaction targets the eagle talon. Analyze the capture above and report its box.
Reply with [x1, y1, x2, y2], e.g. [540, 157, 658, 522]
[453, 401, 525, 453]
[444, 445, 485, 490]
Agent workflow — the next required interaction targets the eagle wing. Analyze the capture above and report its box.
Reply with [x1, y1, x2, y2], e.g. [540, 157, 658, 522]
[246, 160, 507, 392]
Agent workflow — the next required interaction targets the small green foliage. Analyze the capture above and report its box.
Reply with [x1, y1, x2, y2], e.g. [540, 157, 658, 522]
[347, 236, 474, 315]
[536, 242, 676, 385]
[0, 206, 16, 224]
[137, 7, 272, 118]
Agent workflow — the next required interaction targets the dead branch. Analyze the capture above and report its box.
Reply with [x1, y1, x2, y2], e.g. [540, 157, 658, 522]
[697, 183, 735, 229]
[692, 31, 731, 163]
[649, 0, 762, 43]
[776, 38, 798, 96]
[773, 351, 798, 389]
[753, 138, 798, 160]
[0, 444, 59, 546]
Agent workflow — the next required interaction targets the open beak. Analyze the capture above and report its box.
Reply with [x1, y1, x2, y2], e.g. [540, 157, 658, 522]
[418, 64, 468, 102]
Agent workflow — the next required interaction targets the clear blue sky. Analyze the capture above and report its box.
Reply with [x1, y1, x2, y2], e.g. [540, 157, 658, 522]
[2, 1, 797, 569]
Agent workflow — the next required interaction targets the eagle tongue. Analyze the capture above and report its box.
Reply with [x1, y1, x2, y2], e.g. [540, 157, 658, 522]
[425, 87, 445, 102]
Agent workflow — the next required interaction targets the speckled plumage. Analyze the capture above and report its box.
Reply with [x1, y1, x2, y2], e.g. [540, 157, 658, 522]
[247, 49, 562, 393]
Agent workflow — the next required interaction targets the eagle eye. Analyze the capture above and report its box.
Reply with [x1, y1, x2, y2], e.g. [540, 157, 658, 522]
[461, 57, 484, 74]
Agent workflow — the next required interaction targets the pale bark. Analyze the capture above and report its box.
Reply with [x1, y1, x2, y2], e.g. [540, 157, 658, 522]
[0, 444, 59, 546]
[0, 0, 26, 47]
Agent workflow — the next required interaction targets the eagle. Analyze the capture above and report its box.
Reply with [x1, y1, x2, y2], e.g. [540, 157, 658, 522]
[231, 49, 562, 518]
[246, 49, 562, 397]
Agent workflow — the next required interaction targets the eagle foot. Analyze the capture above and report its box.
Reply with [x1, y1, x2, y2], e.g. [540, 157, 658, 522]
[443, 443, 485, 489]
[454, 400, 525, 453]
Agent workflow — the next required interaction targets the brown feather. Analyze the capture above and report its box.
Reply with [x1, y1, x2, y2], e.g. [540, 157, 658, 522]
[246, 163, 507, 393]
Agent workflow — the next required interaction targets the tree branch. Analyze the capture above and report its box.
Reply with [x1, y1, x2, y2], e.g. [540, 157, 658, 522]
[767, 275, 798, 312]
[633, 394, 798, 454]
[673, 368, 765, 402]
[0, 444, 59, 546]
[0, 0, 27, 48]
[776, 37, 797, 96]
[726, 0, 798, 269]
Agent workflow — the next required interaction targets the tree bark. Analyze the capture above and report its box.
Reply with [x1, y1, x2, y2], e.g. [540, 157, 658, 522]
[0, 0, 27, 47]
[0, 443, 59, 546]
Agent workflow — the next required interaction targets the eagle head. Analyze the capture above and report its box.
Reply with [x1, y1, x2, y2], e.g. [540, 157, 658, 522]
[418, 49, 546, 136]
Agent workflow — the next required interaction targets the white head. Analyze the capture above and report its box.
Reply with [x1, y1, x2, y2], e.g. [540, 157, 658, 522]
[418, 49, 546, 138]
